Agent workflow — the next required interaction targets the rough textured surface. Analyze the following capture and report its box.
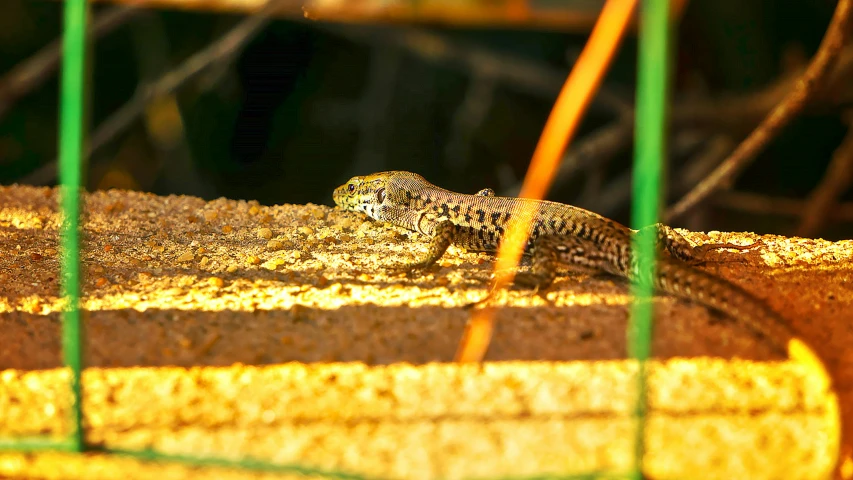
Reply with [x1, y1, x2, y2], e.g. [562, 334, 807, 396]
[0, 362, 841, 479]
[0, 184, 851, 479]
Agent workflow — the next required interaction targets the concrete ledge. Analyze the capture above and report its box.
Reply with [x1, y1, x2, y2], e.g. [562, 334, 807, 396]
[0, 184, 850, 479]
[0, 360, 839, 479]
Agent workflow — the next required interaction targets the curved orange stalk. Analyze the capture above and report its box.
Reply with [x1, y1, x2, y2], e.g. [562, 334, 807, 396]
[455, 0, 639, 363]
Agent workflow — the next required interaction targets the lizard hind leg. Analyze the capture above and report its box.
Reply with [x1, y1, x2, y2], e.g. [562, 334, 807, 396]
[509, 236, 558, 290]
[512, 235, 601, 290]
[513, 234, 624, 290]
[637, 223, 696, 263]
[475, 188, 496, 197]
[641, 223, 759, 265]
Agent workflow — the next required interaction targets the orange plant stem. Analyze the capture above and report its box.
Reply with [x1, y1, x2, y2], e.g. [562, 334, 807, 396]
[455, 0, 639, 362]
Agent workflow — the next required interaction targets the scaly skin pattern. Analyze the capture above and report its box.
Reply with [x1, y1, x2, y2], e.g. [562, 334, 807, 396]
[333, 170, 796, 355]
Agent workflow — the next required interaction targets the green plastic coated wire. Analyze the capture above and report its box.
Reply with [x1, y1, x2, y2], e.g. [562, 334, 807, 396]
[631, 0, 671, 477]
[58, 0, 89, 453]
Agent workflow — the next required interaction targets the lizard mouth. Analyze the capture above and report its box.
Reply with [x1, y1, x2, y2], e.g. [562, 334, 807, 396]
[332, 186, 348, 208]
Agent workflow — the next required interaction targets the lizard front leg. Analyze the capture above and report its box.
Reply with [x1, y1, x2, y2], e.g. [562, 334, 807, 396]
[513, 235, 615, 290]
[393, 219, 456, 272]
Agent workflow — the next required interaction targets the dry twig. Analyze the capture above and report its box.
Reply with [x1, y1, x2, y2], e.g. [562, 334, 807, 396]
[323, 24, 632, 117]
[501, 117, 633, 197]
[675, 135, 736, 194]
[0, 6, 142, 120]
[589, 133, 734, 218]
[715, 190, 853, 222]
[666, 0, 853, 222]
[21, 0, 301, 186]
[795, 115, 853, 236]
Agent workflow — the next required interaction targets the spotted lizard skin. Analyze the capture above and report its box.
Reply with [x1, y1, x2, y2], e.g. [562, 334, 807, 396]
[333, 170, 797, 355]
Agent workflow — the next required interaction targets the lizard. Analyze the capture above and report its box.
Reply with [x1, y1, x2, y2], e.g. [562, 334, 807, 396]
[332, 170, 798, 356]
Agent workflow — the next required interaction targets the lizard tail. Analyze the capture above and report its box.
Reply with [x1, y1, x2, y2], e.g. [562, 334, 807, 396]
[654, 259, 836, 433]
[654, 259, 798, 357]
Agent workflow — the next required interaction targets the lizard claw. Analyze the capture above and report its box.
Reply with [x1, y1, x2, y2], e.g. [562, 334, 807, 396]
[692, 238, 764, 265]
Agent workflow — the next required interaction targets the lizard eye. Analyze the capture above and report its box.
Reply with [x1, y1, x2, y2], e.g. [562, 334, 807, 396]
[347, 183, 355, 193]
[376, 188, 386, 203]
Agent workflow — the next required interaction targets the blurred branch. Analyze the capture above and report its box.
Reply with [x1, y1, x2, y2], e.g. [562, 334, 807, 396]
[509, 38, 853, 204]
[0, 6, 143, 120]
[128, 13, 213, 198]
[501, 118, 633, 197]
[573, 37, 853, 217]
[22, 0, 299, 186]
[303, 0, 605, 30]
[590, 131, 733, 218]
[669, 44, 853, 132]
[375, 21, 852, 204]
[795, 116, 853, 236]
[445, 73, 497, 172]
[323, 24, 633, 117]
[75, 0, 609, 31]
[715, 190, 853, 223]
[674, 135, 736, 194]
[666, 0, 853, 222]
[72, 0, 688, 30]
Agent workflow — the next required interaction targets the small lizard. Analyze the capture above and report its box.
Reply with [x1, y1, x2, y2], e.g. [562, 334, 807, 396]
[333, 170, 797, 355]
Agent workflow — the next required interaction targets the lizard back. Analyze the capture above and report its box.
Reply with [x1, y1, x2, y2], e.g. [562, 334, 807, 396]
[334, 170, 633, 264]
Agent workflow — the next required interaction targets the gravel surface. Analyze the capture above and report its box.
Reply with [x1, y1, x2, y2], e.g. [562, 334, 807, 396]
[0, 184, 851, 479]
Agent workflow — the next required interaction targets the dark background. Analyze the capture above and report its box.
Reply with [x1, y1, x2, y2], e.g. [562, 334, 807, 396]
[0, 0, 849, 238]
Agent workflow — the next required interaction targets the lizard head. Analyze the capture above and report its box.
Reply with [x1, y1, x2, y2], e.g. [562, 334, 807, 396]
[333, 171, 427, 221]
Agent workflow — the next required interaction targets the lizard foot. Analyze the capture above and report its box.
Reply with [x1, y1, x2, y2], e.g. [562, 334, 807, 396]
[690, 239, 765, 265]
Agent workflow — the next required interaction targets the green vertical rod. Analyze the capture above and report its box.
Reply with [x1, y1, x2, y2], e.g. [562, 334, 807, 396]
[59, 0, 89, 452]
[630, 0, 671, 477]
